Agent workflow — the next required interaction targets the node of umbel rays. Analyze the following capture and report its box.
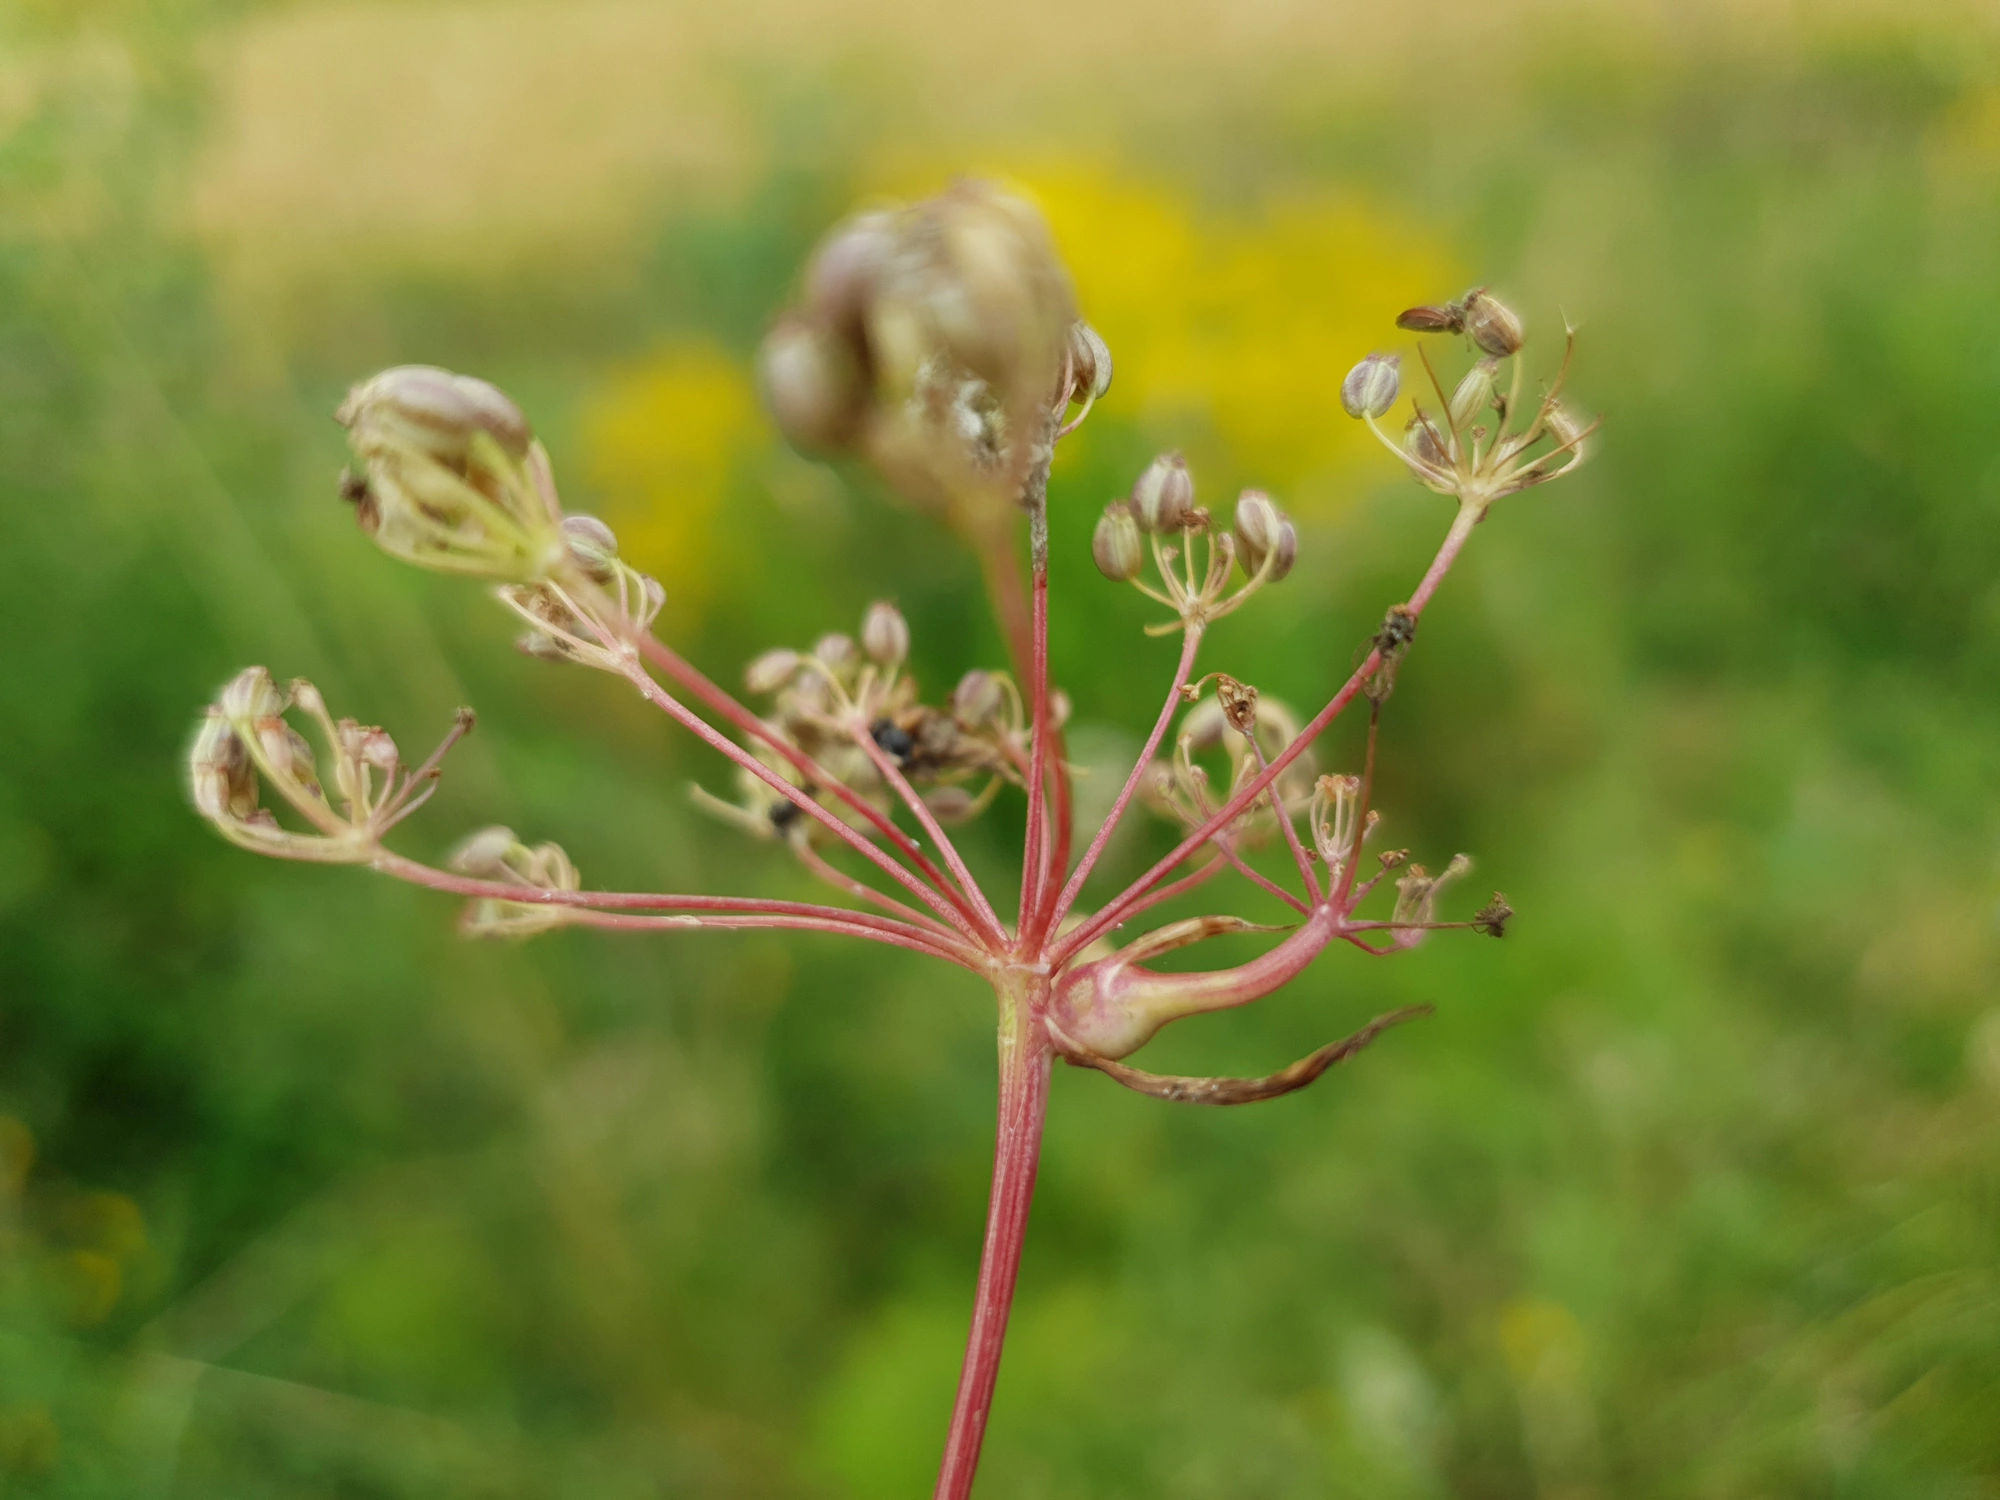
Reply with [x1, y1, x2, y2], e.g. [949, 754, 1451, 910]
[189, 181, 1590, 1500]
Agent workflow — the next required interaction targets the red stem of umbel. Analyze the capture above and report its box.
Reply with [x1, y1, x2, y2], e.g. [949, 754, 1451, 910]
[933, 987, 1050, 1500]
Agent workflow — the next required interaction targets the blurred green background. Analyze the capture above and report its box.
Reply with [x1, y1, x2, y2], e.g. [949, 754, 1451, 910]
[4, 0, 2000, 1494]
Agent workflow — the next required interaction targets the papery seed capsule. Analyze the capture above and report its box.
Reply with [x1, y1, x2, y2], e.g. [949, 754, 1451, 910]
[336, 366, 532, 463]
[1232, 490, 1297, 582]
[1131, 453, 1194, 533]
[862, 601, 911, 666]
[1461, 290, 1525, 357]
[758, 315, 867, 454]
[1340, 353, 1401, 419]
[744, 648, 802, 694]
[952, 669, 1004, 726]
[1092, 502, 1144, 581]
[1448, 360, 1498, 430]
[1068, 321, 1113, 401]
[1404, 415, 1448, 470]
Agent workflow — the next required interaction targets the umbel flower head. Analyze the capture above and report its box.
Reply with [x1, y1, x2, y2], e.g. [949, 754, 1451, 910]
[189, 667, 473, 863]
[336, 366, 565, 580]
[188, 180, 1589, 1500]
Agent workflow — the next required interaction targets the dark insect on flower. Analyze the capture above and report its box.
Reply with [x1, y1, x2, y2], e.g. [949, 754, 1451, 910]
[1375, 603, 1419, 654]
[870, 717, 916, 763]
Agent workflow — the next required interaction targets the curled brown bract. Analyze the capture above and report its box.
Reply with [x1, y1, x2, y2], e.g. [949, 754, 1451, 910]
[1047, 1003, 1433, 1106]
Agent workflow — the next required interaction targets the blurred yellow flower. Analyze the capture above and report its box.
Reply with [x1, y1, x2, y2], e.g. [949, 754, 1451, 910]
[580, 342, 758, 628]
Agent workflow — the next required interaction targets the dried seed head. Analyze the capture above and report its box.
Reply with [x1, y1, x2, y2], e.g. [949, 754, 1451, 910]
[1131, 453, 1195, 533]
[336, 365, 566, 581]
[1232, 489, 1297, 582]
[758, 314, 867, 454]
[744, 648, 801, 694]
[1216, 675, 1259, 734]
[1091, 502, 1144, 581]
[1067, 321, 1113, 401]
[336, 365, 532, 465]
[1340, 353, 1402, 419]
[861, 601, 911, 666]
[1448, 360, 1499, 431]
[1461, 290, 1525, 357]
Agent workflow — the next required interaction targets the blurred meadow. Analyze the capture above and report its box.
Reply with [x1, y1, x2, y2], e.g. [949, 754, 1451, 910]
[5, 0, 2000, 1493]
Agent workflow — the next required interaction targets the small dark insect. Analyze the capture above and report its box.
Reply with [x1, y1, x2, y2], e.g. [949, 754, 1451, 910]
[871, 717, 916, 763]
[337, 468, 380, 534]
[1374, 603, 1419, 654]
[1473, 893, 1513, 938]
[769, 799, 803, 832]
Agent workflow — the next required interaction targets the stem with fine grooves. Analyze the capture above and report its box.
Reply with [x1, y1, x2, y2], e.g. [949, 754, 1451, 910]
[934, 986, 1050, 1500]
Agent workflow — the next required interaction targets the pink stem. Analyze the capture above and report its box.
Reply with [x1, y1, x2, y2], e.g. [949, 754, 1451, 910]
[1017, 532, 1053, 946]
[566, 909, 969, 962]
[615, 660, 985, 942]
[852, 728, 1009, 945]
[1044, 625, 1202, 935]
[934, 990, 1050, 1499]
[635, 633, 975, 922]
[370, 851, 978, 967]
[792, 840, 962, 938]
[1052, 504, 1481, 966]
[1249, 738, 1321, 905]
